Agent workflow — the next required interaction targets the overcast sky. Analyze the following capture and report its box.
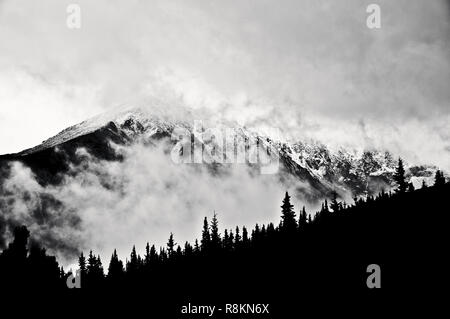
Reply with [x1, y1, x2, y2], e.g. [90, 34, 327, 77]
[0, 0, 449, 169]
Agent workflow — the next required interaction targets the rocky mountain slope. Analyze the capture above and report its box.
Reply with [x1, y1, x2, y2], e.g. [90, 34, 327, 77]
[0, 108, 438, 203]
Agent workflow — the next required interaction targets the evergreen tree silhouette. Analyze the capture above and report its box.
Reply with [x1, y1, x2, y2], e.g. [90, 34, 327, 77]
[280, 191, 297, 232]
[223, 229, 230, 251]
[127, 246, 139, 277]
[201, 217, 211, 251]
[167, 233, 176, 258]
[149, 245, 158, 264]
[87, 250, 96, 285]
[210, 213, 221, 251]
[394, 158, 407, 192]
[184, 241, 193, 256]
[176, 246, 183, 258]
[194, 240, 200, 255]
[234, 226, 241, 248]
[144, 243, 151, 266]
[86, 250, 104, 287]
[108, 249, 124, 284]
[78, 252, 87, 281]
[252, 224, 261, 242]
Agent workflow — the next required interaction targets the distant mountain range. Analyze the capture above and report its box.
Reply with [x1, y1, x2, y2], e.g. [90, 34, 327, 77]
[0, 108, 439, 205]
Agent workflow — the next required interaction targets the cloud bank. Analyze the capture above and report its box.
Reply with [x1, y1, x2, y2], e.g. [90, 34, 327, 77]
[0, 140, 293, 266]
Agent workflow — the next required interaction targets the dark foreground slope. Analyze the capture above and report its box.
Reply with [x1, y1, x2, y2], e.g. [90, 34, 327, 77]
[0, 183, 448, 315]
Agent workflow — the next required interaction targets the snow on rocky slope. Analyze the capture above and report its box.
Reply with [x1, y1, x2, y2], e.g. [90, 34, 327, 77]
[1, 107, 439, 200]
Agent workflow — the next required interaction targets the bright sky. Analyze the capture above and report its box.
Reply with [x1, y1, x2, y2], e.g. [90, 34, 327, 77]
[0, 0, 449, 169]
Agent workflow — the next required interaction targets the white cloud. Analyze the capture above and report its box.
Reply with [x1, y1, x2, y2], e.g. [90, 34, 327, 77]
[1, 141, 294, 266]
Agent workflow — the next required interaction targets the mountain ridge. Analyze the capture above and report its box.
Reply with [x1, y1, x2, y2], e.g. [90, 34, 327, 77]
[0, 108, 440, 201]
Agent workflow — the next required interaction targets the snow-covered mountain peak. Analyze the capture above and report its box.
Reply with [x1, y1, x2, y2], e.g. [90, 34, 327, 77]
[8, 107, 440, 197]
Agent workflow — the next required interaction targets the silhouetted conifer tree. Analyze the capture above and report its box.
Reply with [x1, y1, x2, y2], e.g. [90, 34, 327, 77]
[144, 242, 151, 266]
[96, 255, 105, 278]
[86, 250, 104, 286]
[78, 252, 87, 280]
[167, 233, 176, 258]
[235, 226, 241, 247]
[201, 217, 211, 251]
[149, 245, 158, 264]
[176, 246, 183, 258]
[87, 250, 96, 276]
[194, 240, 200, 254]
[184, 242, 193, 256]
[281, 191, 297, 232]
[210, 213, 221, 251]
[108, 249, 124, 282]
[394, 158, 407, 192]
[252, 224, 261, 242]
[127, 246, 139, 276]
[223, 229, 230, 250]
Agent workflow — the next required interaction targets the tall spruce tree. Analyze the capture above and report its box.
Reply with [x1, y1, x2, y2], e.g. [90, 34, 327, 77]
[194, 239, 200, 254]
[201, 217, 211, 251]
[107, 249, 124, 282]
[394, 158, 407, 193]
[210, 213, 221, 251]
[144, 242, 151, 266]
[149, 245, 158, 264]
[223, 229, 230, 250]
[78, 252, 87, 279]
[167, 233, 176, 257]
[235, 226, 241, 247]
[127, 245, 139, 276]
[281, 191, 297, 232]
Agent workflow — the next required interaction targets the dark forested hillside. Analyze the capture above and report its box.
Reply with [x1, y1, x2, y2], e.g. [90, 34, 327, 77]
[1, 177, 448, 315]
